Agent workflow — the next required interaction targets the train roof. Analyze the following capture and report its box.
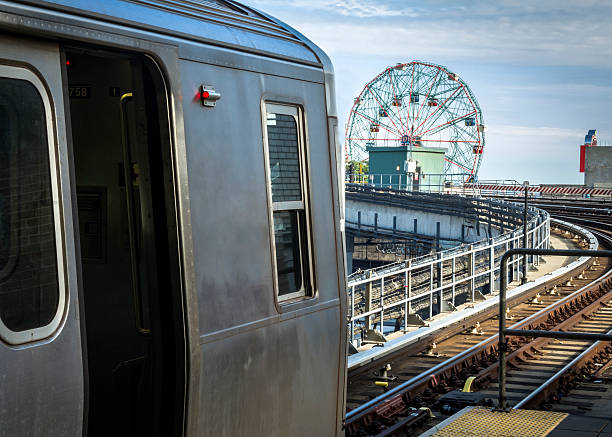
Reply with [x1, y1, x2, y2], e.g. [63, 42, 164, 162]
[11, 0, 327, 66]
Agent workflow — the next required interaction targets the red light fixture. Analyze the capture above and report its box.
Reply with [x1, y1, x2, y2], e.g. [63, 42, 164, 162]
[199, 84, 221, 107]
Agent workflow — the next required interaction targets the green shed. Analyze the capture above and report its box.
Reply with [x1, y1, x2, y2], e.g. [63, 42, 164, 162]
[366, 145, 447, 191]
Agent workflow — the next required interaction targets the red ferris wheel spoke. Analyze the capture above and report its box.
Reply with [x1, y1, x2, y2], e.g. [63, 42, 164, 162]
[350, 108, 401, 137]
[365, 83, 402, 134]
[346, 137, 397, 141]
[405, 63, 415, 130]
[445, 157, 472, 173]
[419, 139, 479, 143]
[386, 68, 405, 132]
[413, 86, 461, 134]
[420, 110, 477, 137]
[413, 67, 441, 125]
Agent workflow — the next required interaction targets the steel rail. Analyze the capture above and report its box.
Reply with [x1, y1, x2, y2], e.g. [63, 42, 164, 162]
[507, 219, 612, 410]
[498, 248, 612, 410]
[344, 250, 606, 428]
[344, 219, 605, 435]
[513, 328, 612, 410]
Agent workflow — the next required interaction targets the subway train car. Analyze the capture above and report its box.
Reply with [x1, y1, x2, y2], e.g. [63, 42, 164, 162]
[0, 1, 347, 435]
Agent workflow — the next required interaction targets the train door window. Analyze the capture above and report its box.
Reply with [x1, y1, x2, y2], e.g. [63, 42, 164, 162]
[0, 65, 64, 344]
[263, 103, 313, 301]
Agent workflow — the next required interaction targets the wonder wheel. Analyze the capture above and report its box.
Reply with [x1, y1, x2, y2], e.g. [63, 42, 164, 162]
[345, 61, 485, 179]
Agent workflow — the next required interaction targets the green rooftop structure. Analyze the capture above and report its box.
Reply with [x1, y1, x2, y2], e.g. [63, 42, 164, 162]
[366, 145, 447, 192]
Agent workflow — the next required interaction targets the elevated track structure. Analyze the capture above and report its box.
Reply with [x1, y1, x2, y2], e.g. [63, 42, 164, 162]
[344, 219, 612, 436]
[345, 185, 550, 353]
[345, 183, 540, 269]
[346, 174, 612, 198]
[472, 182, 612, 198]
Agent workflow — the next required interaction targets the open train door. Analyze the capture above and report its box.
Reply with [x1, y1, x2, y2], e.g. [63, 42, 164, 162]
[0, 35, 85, 434]
[64, 47, 186, 436]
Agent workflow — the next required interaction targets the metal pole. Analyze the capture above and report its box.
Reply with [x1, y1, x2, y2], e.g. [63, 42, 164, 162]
[470, 246, 475, 301]
[489, 238, 495, 293]
[522, 181, 528, 284]
[499, 251, 508, 410]
[380, 277, 384, 333]
[429, 263, 434, 319]
[365, 271, 372, 330]
[350, 285, 355, 346]
[404, 269, 408, 331]
[451, 256, 456, 306]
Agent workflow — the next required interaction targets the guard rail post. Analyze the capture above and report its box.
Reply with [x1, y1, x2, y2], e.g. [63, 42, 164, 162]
[489, 238, 495, 292]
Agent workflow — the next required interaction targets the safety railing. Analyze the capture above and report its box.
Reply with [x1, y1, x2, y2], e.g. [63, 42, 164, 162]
[346, 202, 551, 348]
[346, 173, 473, 194]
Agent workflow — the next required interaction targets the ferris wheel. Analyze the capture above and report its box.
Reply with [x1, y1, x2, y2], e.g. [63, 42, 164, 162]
[345, 61, 485, 180]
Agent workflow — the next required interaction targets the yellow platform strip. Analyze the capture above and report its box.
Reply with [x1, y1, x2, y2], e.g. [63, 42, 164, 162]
[432, 407, 568, 437]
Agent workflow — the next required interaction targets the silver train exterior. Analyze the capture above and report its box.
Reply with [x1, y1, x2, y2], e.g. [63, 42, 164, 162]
[0, 1, 348, 435]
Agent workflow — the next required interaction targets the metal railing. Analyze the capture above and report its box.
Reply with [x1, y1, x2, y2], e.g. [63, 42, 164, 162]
[346, 184, 529, 235]
[346, 173, 472, 194]
[346, 202, 551, 348]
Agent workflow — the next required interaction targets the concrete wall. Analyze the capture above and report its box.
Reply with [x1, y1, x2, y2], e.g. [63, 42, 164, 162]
[345, 198, 501, 243]
[585, 146, 612, 187]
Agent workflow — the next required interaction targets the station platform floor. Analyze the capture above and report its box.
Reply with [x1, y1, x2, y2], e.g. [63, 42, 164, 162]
[420, 406, 612, 437]
[547, 414, 612, 437]
[511, 232, 579, 285]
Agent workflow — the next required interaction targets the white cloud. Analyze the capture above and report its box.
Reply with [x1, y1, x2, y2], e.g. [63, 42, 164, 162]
[332, 1, 421, 18]
[487, 125, 585, 139]
[242, 1, 612, 184]
[244, 1, 612, 68]
[293, 19, 612, 69]
[247, 0, 420, 17]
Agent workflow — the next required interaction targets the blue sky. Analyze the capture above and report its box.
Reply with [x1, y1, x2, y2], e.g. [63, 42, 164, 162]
[243, 0, 612, 184]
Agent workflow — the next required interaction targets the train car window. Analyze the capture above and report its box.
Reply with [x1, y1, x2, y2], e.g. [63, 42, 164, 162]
[0, 104, 15, 278]
[0, 66, 64, 344]
[263, 103, 312, 301]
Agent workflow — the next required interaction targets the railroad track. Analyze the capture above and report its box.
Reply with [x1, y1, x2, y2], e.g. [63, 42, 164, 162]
[545, 350, 612, 417]
[508, 219, 612, 418]
[480, 283, 612, 407]
[344, 220, 612, 436]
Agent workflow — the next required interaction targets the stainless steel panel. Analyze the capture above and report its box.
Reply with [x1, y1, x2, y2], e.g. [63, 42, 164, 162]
[0, 1, 325, 80]
[0, 2, 347, 434]
[181, 59, 345, 435]
[0, 0, 319, 64]
[0, 34, 84, 436]
[199, 308, 342, 436]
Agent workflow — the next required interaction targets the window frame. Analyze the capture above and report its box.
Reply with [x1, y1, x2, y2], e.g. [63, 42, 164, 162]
[0, 64, 67, 345]
[0, 100, 19, 281]
[262, 102, 314, 303]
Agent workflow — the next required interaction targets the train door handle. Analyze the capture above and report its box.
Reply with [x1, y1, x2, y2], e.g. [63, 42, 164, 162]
[119, 92, 150, 335]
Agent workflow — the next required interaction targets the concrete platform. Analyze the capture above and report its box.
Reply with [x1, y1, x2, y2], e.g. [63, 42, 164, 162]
[547, 415, 612, 437]
[524, 233, 579, 281]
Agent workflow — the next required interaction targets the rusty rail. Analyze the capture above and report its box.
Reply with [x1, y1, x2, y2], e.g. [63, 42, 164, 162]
[497, 248, 612, 410]
[513, 328, 612, 409]
[344, 253, 610, 429]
